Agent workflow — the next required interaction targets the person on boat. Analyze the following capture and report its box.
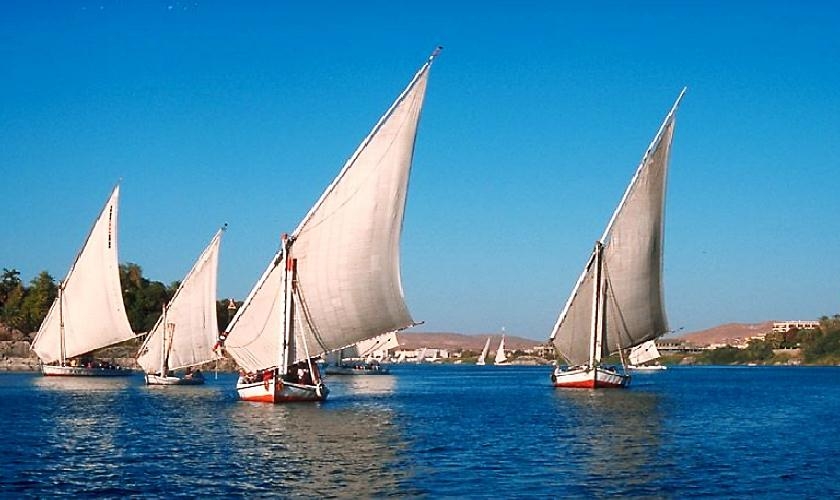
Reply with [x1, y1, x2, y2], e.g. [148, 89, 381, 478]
[240, 369, 257, 384]
[286, 365, 298, 383]
[295, 362, 313, 385]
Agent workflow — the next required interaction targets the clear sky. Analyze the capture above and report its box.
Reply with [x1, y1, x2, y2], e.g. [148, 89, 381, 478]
[2, 1, 839, 340]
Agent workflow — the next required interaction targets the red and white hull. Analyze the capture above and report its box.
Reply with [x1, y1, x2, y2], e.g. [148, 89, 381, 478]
[41, 364, 133, 377]
[551, 365, 630, 389]
[236, 374, 328, 403]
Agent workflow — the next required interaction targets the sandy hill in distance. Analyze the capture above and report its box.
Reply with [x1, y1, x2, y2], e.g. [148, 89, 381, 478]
[398, 332, 543, 351]
[673, 321, 776, 346]
[401, 321, 789, 351]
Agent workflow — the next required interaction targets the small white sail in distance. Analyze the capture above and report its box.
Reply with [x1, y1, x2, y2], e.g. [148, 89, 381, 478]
[32, 185, 135, 364]
[494, 335, 507, 365]
[136, 226, 225, 374]
[476, 337, 491, 365]
[629, 340, 661, 366]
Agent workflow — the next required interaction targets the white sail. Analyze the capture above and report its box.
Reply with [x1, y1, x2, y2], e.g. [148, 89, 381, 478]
[476, 337, 491, 365]
[136, 227, 224, 373]
[221, 250, 287, 373]
[224, 51, 438, 374]
[32, 185, 135, 364]
[494, 336, 507, 365]
[326, 330, 400, 364]
[629, 340, 661, 366]
[550, 90, 685, 366]
[354, 331, 400, 359]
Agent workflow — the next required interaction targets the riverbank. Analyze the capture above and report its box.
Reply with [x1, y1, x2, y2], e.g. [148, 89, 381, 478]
[0, 340, 238, 372]
[0, 341, 38, 371]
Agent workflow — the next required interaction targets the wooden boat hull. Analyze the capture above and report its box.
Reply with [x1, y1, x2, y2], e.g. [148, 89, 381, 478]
[41, 364, 133, 377]
[551, 365, 630, 389]
[236, 375, 328, 403]
[145, 373, 205, 385]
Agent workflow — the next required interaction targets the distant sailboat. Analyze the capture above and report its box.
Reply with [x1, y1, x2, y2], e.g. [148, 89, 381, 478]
[476, 337, 491, 366]
[220, 48, 441, 403]
[31, 185, 136, 376]
[628, 340, 667, 371]
[324, 331, 398, 375]
[549, 89, 685, 389]
[416, 348, 428, 364]
[136, 226, 225, 385]
[493, 335, 507, 365]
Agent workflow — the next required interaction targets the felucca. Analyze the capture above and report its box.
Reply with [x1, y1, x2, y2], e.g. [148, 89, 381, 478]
[324, 331, 398, 376]
[493, 335, 507, 365]
[220, 48, 441, 403]
[135, 226, 225, 385]
[476, 337, 491, 366]
[549, 89, 685, 389]
[627, 340, 667, 371]
[31, 185, 136, 376]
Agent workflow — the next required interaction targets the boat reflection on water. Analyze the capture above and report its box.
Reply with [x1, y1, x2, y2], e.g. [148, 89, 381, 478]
[328, 370, 397, 399]
[552, 389, 664, 496]
[30, 375, 130, 491]
[33, 373, 135, 393]
[224, 385, 411, 497]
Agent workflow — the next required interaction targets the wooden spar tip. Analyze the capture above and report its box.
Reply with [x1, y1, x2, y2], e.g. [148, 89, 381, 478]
[222, 222, 229, 231]
[671, 87, 688, 113]
[429, 46, 443, 61]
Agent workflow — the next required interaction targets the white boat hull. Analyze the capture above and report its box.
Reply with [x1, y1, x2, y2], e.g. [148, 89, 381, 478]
[236, 374, 328, 403]
[41, 364, 133, 377]
[324, 363, 390, 376]
[628, 364, 667, 372]
[551, 365, 630, 389]
[145, 373, 206, 385]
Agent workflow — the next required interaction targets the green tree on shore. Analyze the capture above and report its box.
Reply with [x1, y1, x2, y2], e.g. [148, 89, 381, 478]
[19, 272, 58, 333]
[0, 268, 25, 332]
[2, 264, 236, 340]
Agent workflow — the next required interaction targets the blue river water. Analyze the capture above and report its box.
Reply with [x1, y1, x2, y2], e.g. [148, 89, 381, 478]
[2, 365, 839, 497]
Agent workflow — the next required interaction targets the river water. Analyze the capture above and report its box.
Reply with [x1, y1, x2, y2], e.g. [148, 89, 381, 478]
[1, 365, 838, 497]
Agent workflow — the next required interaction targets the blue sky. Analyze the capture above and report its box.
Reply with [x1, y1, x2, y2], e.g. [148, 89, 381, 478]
[2, 1, 839, 340]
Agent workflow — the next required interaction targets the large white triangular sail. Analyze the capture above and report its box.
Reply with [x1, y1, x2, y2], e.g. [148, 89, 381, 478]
[224, 50, 438, 373]
[136, 227, 224, 373]
[32, 185, 135, 364]
[550, 90, 685, 366]
[629, 340, 661, 366]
